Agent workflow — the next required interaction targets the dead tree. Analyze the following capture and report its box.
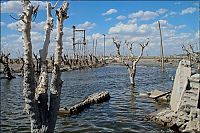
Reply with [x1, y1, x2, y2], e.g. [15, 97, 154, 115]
[182, 43, 200, 70]
[50, 54, 55, 69]
[112, 37, 121, 57]
[20, 57, 24, 71]
[33, 53, 41, 74]
[158, 21, 164, 71]
[113, 38, 149, 86]
[0, 52, 15, 79]
[13, 0, 69, 132]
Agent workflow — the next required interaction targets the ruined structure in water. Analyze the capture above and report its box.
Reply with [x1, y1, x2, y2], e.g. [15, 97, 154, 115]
[147, 59, 200, 132]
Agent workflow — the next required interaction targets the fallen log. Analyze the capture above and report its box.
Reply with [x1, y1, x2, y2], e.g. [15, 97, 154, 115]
[59, 91, 110, 116]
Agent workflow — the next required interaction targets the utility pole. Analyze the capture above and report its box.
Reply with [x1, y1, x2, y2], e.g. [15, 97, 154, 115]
[102, 34, 106, 59]
[93, 39, 95, 56]
[158, 21, 164, 71]
[95, 39, 97, 57]
[72, 26, 76, 59]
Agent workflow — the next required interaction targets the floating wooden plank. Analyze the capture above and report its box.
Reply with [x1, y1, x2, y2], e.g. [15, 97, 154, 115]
[58, 91, 110, 116]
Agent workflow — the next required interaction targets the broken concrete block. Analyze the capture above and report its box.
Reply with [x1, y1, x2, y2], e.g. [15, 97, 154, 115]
[170, 60, 191, 112]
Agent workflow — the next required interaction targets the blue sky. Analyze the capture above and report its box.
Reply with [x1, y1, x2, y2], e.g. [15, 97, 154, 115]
[1, 1, 199, 58]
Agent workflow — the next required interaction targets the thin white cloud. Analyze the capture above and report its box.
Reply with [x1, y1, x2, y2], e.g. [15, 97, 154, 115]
[102, 9, 118, 16]
[128, 10, 158, 20]
[116, 15, 127, 20]
[128, 19, 137, 24]
[92, 33, 103, 39]
[195, 31, 199, 39]
[1, 1, 46, 13]
[107, 19, 196, 56]
[77, 21, 96, 30]
[175, 25, 186, 29]
[7, 21, 23, 31]
[1, 22, 5, 27]
[1, 1, 22, 13]
[7, 21, 46, 32]
[180, 7, 197, 15]
[105, 18, 112, 21]
[108, 22, 138, 34]
[156, 8, 168, 14]
[163, 11, 177, 18]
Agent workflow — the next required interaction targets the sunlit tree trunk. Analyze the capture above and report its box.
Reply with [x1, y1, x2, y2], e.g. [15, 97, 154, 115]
[20, 1, 41, 132]
[48, 1, 69, 132]
[34, 1, 54, 131]
[18, 0, 69, 132]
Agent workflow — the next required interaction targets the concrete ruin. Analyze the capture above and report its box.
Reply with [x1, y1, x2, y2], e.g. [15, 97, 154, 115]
[147, 60, 200, 132]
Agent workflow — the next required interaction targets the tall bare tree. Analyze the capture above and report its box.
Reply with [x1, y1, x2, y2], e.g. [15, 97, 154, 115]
[113, 38, 149, 86]
[13, 0, 69, 132]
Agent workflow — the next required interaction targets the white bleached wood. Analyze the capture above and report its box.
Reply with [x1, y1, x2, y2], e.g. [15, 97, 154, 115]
[48, 1, 69, 132]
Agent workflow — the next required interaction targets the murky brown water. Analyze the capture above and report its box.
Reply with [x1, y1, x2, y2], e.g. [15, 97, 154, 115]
[1, 64, 176, 132]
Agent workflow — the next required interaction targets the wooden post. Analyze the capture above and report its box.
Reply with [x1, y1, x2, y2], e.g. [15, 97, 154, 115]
[158, 21, 164, 71]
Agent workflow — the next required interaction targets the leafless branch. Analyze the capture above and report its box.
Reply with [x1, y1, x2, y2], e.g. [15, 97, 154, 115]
[112, 37, 121, 56]
[9, 14, 21, 21]
[32, 5, 39, 21]
[135, 39, 149, 64]
[52, 0, 59, 9]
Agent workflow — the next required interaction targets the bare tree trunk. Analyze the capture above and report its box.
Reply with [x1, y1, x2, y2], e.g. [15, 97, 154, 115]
[20, 1, 42, 131]
[114, 38, 149, 86]
[48, 1, 69, 132]
[158, 21, 164, 71]
[17, 1, 69, 132]
[34, 2, 55, 131]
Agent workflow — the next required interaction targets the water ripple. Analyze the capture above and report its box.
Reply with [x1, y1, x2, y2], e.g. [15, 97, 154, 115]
[1, 64, 176, 132]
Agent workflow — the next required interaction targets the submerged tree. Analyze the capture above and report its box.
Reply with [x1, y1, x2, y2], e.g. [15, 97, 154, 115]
[182, 43, 200, 70]
[0, 52, 15, 79]
[113, 37, 149, 86]
[13, 0, 69, 132]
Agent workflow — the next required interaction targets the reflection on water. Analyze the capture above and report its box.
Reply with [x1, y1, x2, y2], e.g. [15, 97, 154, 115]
[1, 64, 176, 132]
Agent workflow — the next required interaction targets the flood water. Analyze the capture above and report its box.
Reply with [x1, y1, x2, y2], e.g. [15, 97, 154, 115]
[1, 64, 176, 132]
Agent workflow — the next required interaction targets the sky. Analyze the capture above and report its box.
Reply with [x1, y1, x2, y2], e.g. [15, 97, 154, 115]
[0, 0, 199, 58]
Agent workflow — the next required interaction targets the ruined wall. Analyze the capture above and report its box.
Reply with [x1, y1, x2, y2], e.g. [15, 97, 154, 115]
[147, 60, 200, 132]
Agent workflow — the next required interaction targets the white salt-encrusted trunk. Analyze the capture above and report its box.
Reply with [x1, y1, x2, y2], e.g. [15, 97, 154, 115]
[20, 1, 41, 132]
[48, 1, 69, 132]
[35, 2, 54, 131]
[18, 0, 69, 132]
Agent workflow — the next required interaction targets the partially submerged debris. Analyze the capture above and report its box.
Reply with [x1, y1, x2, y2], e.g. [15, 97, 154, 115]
[139, 89, 171, 103]
[59, 91, 110, 116]
[146, 60, 200, 132]
[150, 90, 171, 102]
